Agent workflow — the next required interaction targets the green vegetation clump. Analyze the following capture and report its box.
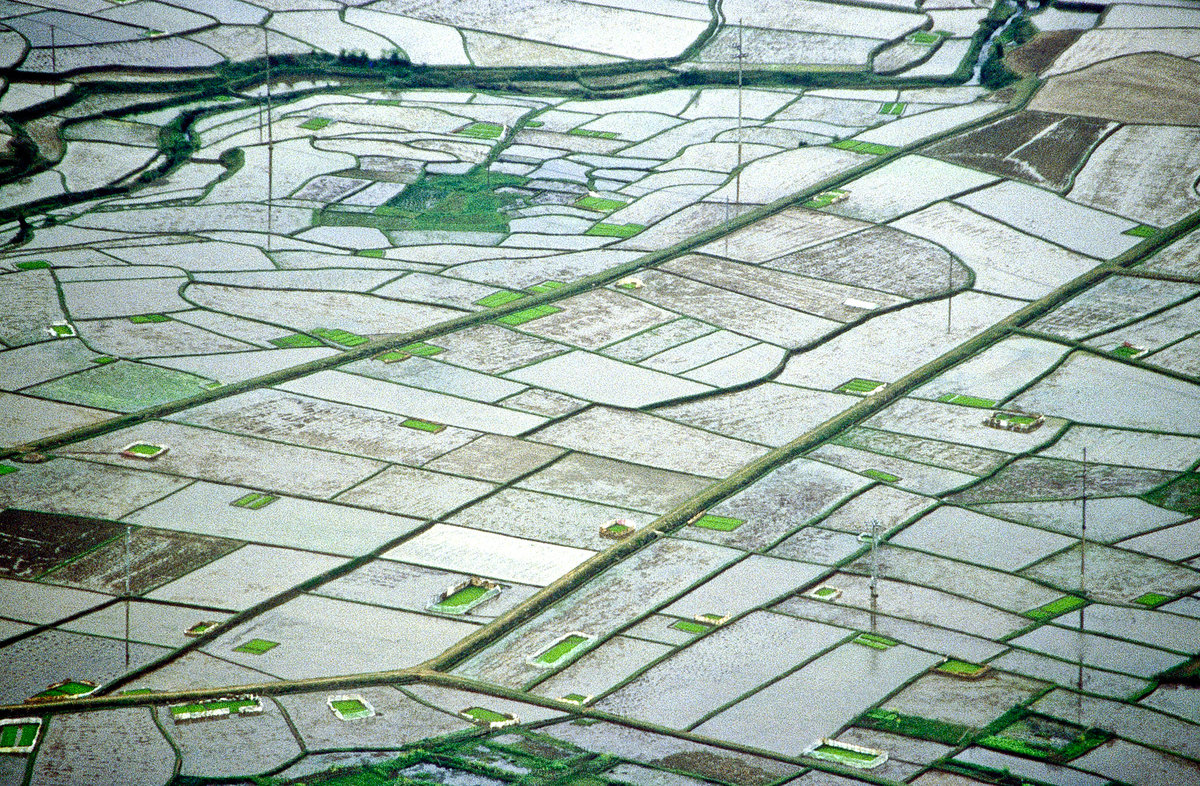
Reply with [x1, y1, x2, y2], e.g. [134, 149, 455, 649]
[30, 680, 95, 700]
[437, 585, 490, 609]
[234, 638, 278, 655]
[863, 469, 900, 483]
[672, 619, 711, 634]
[365, 168, 529, 233]
[402, 418, 446, 433]
[129, 314, 171, 324]
[124, 443, 164, 457]
[331, 698, 372, 718]
[356, 248, 385, 258]
[1143, 472, 1200, 515]
[1024, 595, 1086, 620]
[568, 128, 619, 139]
[463, 706, 509, 723]
[809, 744, 879, 764]
[0, 722, 39, 748]
[838, 378, 885, 394]
[398, 341, 444, 357]
[978, 713, 1110, 761]
[585, 222, 644, 238]
[536, 634, 589, 665]
[1133, 592, 1170, 607]
[299, 117, 332, 130]
[803, 189, 847, 209]
[15, 260, 49, 270]
[269, 333, 324, 348]
[857, 707, 971, 745]
[231, 492, 277, 510]
[936, 659, 988, 677]
[496, 305, 562, 326]
[691, 514, 744, 531]
[879, 101, 906, 115]
[854, 632, 897, 650]
[527, 280, 565, 293]
[1124, 224, 1157, 238]
[91, 356, 117, 365]
[0, 465, 17, 475]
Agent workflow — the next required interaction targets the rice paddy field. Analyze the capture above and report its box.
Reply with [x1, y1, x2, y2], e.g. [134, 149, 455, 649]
[2, 2, 1200, 783]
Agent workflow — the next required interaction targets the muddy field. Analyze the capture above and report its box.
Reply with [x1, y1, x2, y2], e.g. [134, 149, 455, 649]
[1029, 52, 1200, 125]
[0, 509, 126, 580]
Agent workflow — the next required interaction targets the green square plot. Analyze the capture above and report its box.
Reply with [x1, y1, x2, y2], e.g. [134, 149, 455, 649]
[123, 443, 165, 457]
[1024, 595, 1086, 620]
[863, 469, 900, 483]
[331, 698, 372, 719]
[838, 378, 885, 395]
[534, 634, 589, 665]
[1111, 344, 1143, 359]
[672, 619, 711, 634]
[585, 222, 644, 238]
[691, 514, 744, 532]
[878, 102, 906, 115]
[574, 196, 628, 213]
[495, 305, 562, 326]
[398, 341, 444, 357]
[402, 418, 446, 433]
[91, 355, 117, 365]
[129, 314, 170, 324]
[854, 632, 897, 649]
[1123, 224, 1156, 238]
[935, 659, 988, 678]
[475, 290, 527, 308]
[455, 121, 504, 139]
[15, 260, 50, 270]
[234, 638, 278, 655]
[299, 117, 331, 130]
[269, 333, 324, 348]
[1134, 592, 1171, 607]
[857, 708, 970, 745]
[463, 706, 509, 723]
[527, 280, 565, 293]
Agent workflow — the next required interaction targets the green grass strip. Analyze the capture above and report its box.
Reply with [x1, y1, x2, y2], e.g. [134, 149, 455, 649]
[1134, 592, 1170, 607]
[91, 356, 117, 364]
[692, 514, 744, 531]
[312, 327, 369, 347]
[464, 706, 509, 723]
[527, 280, 565, 294]
[568, 128, 619, 139]
[858, 708, 970, 745]
[937, 659, 986, 676]
[455, 121, 503, 139]
[398, 341, 444, 357]
[831, 139, 897, 156]
[863, 469, 900, 483]
[838, 378, 884, 393]
[1123, 224, 1156, 238]
[585, 222, 644, 238]
[1024, 595, 1086, 620]
[356, 248, 385, 258]
[475, 290, 528, 308]
[811, 744, 879, 763]
[0, 465, 16, 475]
[495, 305, 561, 326]
[299, 117, 331, 130]
[15, 260, 49, 270]
[438, 585, 490, 608]
[129, 314, 170, 324]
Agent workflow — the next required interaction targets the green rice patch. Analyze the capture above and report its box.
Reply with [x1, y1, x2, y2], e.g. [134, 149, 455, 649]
[692, 514, 744, 532]
[1123, 224, 1156, 238]
[0, 465, 17, 475]
[496, 305, 561, 326]
[15, 260, 50, 270]
[910, 30, 941, 44]
[27, 361, 212, 412]
[574, 195, 628, 212]
[234, 638, 278, 655]
[527, 280, 565, 293]
[356, 248, 385, 258]
[125, 443, 163, 457]
[562, 693, 589, 703]
[312, 327, 369, 347]
[91, 356, 117, 364]
[129, 313, 170, 324]
[672, 619, 711, 634]
[536, 634, 589, 665]
[831, 139, 896, 156]
[464, 706, 509, 723]
[879, 101, 906, 115]
[857, 707, 971, 746]
[299, 117, 331, 130]
[803, 189, 847, 209]
[331, 698, 371, 717]
[31, 680, 95, 700]
[837, 378, 885, 394]
[863, 469, 900, 483]
[525, 120, 544, 128]
[455, 121, 504, 139]
[1143, 472, 1200, 515]
[1133, 592, 1171, 607]
[231, 492, 277, 510]
[402, 418, 445, 433]
[937, 393, 997, 408]
[399, 341, 444, 357]
[475, 290, 527, 308]
[978, 713, 1110, 761]
[1110, 344, 1143, 359]
[438, 585, 490, 608]
[936, 659, 987, 677]
[1024, 595, 1086, 620]
[585, 222, 644, 238]
[0, 722, 39, 748]
[810, 744, 879, 764]
[269, 333, 324, 349]
[363, 168, 529, 234]
[854, 632, 897, 650]
[568, 128, 619, 139]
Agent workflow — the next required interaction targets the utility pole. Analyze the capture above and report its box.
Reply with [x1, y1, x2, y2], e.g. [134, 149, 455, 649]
[265, 32, 274, 252]
[869, 518, 880, 632]
[734, 20, 745, 206]
[1077, 447, 1088, 717]
[124, 524, 132, 668]
[947, 256, 954, 334]
[49, 26, 57, 96]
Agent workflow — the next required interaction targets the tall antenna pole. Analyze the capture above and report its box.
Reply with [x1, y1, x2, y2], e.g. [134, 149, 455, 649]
[869, 518, 880, 632]
[124, 524, 132, 668]
[724, 196, 730, 257]
[735, 20, 745, 206]
[947, 257, 953, 333]
[1077, 447, 1088, 712]
[265, 32, 274, 252]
